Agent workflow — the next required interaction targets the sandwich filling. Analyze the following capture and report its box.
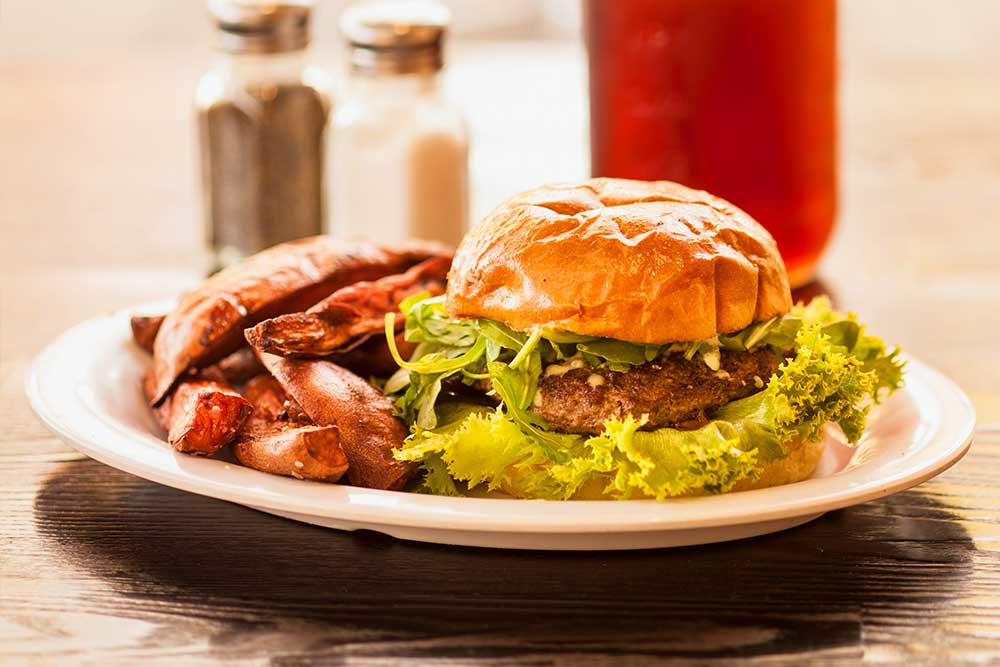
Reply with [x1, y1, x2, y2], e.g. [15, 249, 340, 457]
[383, 296, 904, 500]
[533, 348, 780, 434]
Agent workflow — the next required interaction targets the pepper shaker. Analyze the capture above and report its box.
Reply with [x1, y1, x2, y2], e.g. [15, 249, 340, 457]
[197, 0, 332, 270]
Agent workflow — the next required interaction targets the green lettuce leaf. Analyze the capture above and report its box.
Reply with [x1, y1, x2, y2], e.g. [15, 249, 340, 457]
[397, 404, 781, 500]
[389, 296, 905, 499]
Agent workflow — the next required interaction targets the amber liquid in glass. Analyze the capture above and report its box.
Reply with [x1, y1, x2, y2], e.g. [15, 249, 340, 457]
[586, 0, 837, 286]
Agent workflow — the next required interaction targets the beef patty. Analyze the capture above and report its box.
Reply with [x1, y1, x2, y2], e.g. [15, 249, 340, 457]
[532, 348, 781, 435]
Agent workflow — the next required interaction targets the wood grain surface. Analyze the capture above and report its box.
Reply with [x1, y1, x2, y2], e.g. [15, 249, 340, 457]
[2, 1, 1000, 665]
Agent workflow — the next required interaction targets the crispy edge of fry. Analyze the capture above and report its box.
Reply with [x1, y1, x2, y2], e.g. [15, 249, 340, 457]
[233, 373, 349, 482]
[308, 255, 451, 318]
[244, 255, 450, 358]
[244, 305, 360, 358]
[130, 314, 165, 354]
[144, 369, 251, 456]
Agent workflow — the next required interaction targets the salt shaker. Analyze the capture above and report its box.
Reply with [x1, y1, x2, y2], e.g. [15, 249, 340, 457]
[197, 0, 332, 270]
[330, 0, 468, 247]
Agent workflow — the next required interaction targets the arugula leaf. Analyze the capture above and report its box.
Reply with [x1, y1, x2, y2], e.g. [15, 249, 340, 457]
[479, 319, 528, 351]
[576, 339, 657, 367]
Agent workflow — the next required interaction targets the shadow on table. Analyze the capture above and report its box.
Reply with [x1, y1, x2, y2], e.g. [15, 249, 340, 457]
[35, 459, 973, 662]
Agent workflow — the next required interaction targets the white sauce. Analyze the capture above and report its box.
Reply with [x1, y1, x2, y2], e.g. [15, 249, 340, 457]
[544, 354, 588, 377]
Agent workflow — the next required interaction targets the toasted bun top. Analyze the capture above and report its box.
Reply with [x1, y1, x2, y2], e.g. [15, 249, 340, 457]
[445, 178, 792, 343]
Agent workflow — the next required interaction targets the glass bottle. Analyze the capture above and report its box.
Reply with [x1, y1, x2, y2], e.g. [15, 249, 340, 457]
[329, 1, 468, 248]
[585, 0, 837, 287]
[196, 0, 332, 270]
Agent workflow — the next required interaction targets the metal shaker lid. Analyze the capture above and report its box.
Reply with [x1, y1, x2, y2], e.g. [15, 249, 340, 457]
[209, 0, 313, 54]
[339, 1, 451, 76]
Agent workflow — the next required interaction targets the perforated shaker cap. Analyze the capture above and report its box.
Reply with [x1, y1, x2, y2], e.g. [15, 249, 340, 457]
[209, 0, 313, 54]
[339, 1, 451, 75]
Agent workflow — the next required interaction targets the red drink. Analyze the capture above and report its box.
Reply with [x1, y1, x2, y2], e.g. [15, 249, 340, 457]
[585, 0, 837, 286]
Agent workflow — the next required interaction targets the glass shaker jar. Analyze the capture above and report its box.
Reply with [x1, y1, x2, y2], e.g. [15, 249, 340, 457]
[196, 0, 332, 270]
[329, 0, 468, 247]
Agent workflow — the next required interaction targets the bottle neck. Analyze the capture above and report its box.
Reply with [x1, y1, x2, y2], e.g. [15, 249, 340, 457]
[215, 48, 310, 84]
[345, 70, 442, 98]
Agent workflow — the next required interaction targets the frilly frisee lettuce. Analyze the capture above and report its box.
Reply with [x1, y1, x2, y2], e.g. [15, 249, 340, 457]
[384, 296, 905, 499]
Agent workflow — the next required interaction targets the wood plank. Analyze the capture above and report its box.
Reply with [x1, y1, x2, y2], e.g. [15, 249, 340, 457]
[1, 456, 997, 665]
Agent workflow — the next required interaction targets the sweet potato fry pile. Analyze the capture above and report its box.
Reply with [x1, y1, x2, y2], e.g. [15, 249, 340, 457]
[148, 236, 449, 405]
[133, 236, 452, 489]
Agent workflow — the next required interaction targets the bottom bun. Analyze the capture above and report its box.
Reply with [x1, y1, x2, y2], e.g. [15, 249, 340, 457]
[728, 438, 825, 493]
[503, 438, 825, 500]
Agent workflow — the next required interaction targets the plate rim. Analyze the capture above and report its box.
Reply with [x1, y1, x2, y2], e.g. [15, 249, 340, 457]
[26, 303, 977, 535]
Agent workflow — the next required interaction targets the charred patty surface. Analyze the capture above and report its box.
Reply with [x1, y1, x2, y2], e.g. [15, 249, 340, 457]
[532, 349, 781, 435]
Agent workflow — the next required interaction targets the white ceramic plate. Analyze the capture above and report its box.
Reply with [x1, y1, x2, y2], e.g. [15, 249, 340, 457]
[28, 302, 976, 550]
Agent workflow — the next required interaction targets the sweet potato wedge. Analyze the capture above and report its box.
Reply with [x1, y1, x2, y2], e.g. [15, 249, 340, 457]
[233, 375, 349, 482]
[130, 314, 165, 354]
[144, 370, 251, 456]
[149, 237, 450, 405]
[212, 347, 265, 386]
[239, 374, 291, 420]
[245, 255, 451, 358]
[131, 312, 263, 382]
[256, 353, 415, 490]
[235, 420, 349, 482]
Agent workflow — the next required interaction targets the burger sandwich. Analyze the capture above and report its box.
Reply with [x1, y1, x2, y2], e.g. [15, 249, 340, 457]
[384, 178, 904, 500]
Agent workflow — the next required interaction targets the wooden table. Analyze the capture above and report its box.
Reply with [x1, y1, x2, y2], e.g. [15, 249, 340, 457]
[3, 5, 1000, 664]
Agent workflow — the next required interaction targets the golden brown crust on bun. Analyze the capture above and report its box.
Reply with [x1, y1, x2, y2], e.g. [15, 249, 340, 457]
[728, 438, 825, 493]
[446, 178, 792, 343]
